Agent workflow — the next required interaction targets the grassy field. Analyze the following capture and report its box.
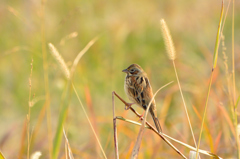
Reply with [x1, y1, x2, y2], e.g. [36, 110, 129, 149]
[0, 0, 240, 158]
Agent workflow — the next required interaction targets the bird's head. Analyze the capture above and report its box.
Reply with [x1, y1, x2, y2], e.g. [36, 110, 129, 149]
[122, 64, 144, 76]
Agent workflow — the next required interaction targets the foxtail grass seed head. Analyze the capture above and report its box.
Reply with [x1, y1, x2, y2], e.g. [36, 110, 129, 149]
[160, 19, 176, 61]
[48, 43, 70, 80]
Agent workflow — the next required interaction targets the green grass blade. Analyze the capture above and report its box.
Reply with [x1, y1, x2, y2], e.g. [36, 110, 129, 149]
[196, 1, 224, 159]
[235, 95, 240, 109]
[212, 0, 224, 69]
[52, 81, 72, 159]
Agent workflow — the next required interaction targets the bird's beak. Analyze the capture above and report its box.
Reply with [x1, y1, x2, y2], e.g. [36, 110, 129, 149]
[122, 69, 128, 73]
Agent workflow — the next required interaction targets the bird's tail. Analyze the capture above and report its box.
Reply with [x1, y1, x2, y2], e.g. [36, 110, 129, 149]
[149, 108, 162, 133]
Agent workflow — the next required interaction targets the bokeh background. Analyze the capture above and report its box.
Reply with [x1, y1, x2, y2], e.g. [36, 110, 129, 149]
[1, 0, 240, 158]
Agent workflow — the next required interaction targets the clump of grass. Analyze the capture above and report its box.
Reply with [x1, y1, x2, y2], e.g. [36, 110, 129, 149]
[48, 40, 107, 159]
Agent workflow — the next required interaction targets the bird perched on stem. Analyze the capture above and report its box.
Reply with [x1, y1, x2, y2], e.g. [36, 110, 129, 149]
[122, 64, 162, 132]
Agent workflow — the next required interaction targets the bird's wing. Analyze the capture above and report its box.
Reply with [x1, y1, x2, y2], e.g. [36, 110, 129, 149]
[141, 77, 157, 112]
[130, 76, 156, 112]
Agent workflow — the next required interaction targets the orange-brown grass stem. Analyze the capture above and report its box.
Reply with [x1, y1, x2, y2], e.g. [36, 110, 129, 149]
[112, 92, 119, 159]
[112, 91, 187, 159]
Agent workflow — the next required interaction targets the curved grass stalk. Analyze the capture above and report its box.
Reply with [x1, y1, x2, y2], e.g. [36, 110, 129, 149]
[131, 81, 173, 158]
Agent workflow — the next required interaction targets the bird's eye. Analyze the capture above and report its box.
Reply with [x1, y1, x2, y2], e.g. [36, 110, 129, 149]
[130, 69, 134, 72]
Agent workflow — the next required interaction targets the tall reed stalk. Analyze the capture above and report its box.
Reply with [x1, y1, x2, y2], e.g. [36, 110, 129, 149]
[48, 41, 107, 159]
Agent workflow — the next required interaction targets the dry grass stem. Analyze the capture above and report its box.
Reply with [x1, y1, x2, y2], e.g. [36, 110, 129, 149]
[116, 114, 222, 158]
[72, 83, 107, 159]
[63, 128, 74, 159]
[160, 19, 176, 61]
[113, 82, 188, 159]
[113, 94, 187, 158]
[232, 0, 236, 105]
[27, 59, 34, 159]
[112, 92, 119, 159]
[131, 81, 173, 159]
[160, 18, 197, 150]
[162, 133, 222, 158]
[48, 43, 70, 80]
[70, 36, 98, 77]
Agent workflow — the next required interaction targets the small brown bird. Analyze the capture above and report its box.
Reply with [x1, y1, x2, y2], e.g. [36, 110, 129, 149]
[122, 64, 162, 132]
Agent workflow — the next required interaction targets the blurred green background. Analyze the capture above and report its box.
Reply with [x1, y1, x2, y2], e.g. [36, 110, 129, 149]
[1, 0, 240, 158]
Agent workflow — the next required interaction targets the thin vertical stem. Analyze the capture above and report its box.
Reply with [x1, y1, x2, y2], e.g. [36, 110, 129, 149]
[112, 92, 119, 159]
[27, 59, 33, 159]
[196, 2, 224, 158]
[161, 19, 197, 152]
[196, 71, 214, 159]
[232, 0, 235, 106]
[232, 0, 240, 158]
[41, 0, 52, 158]
[172, 61, 197, 148]
[72, 83, 107, 159]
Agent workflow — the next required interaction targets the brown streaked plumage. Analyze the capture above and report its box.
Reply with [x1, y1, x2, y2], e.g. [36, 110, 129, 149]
[122, 64, 162, 132]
